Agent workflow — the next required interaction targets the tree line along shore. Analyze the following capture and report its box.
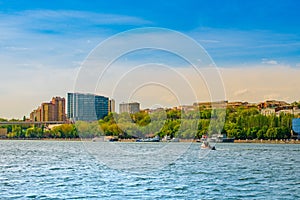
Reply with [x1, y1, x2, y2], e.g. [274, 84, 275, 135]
[1, 138, 299, 145]
[0, 105, 299, 141]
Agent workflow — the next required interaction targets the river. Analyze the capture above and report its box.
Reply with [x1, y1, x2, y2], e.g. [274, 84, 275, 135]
[0, 140, 299, 199]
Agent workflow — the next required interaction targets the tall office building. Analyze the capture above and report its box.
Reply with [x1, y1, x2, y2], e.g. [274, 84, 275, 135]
[119, 102, 140, 114]
[67, 93, 109, 121]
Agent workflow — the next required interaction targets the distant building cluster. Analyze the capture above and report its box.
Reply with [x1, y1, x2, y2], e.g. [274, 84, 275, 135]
[29, 93, 117, 122]
[193, 100, 229, 109]
[145, 100, 300, 117]
[258, 100, 300, 116]
[28, 93, 300, 123]
[175, 101, 255, 112]
[30, 97, 66, 122]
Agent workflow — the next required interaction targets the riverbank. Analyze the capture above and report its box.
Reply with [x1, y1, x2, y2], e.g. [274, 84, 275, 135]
[117, 138, 300, 144]
[234, 139, 300, 144]
[1, 138, 300, 144]
[0, 138, 85, 142]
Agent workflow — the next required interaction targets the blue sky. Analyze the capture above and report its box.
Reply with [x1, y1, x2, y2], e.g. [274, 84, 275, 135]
[1, 0, 300, 67]
[1, 0, 300, 118]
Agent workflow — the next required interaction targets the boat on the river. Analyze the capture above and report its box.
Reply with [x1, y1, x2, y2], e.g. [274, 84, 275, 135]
[136, 135, 160, 142]
[207, 134, 235, 143]
[200, 140, 216, 150]
[92, 136, 118, 142]
[200, 135, 216, 150]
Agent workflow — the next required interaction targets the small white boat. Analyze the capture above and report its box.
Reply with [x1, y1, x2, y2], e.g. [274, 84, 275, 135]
[200, 140, 216, 150]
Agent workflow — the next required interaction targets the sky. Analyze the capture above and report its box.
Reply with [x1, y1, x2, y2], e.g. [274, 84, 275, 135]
[1, 0, 300, 118]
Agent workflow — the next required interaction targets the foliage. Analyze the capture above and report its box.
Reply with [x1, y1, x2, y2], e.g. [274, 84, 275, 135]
[7, 125, 25, 138]
[25, 127, 43, 138]
[7, 124, 78, 139]
[96, 108, 294, 140]
[75, 121, 101, 138]
[292, 101, 300, 109]
[222, 108, 294, 140]
[1, 105, 296, 140]
[52, 124, 78, 138]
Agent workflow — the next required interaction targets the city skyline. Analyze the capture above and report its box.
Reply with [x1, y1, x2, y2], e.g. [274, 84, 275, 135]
[4, 92, 300, 121]
[1, 0, 300, 118]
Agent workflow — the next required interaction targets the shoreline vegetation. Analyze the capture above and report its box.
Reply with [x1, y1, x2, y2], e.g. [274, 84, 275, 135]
[1, 103, 300, 141]
[0, 138, 299, 144]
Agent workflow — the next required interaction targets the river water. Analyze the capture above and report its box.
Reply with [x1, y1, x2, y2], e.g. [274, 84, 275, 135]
[0, 140, 299, 199]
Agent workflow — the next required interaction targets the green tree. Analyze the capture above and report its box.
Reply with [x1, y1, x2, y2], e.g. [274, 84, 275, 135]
[12, 125, 22, 138]
[76, 121, 101, 138]
[257, 129, 264, 139]
[25, 127, 42, 138]
[265, 127, 277, 139]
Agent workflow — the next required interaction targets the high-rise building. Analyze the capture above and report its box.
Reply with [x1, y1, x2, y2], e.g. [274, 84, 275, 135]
[41, 102, 54, 121]
[119, 102, 140, 114]
[109, 99, 115, 113]
[67, 93, 109, 121]
[52, 97, 66, 121]
[30, 97, 66, 122]
[30, 107, 41, 122]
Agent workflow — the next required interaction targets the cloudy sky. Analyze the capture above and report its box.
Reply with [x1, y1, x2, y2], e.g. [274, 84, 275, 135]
[1, 0, 300, 118]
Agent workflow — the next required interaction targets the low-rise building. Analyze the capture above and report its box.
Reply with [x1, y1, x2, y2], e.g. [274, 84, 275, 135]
[178, 105, 196, 112]
[227, 101, 250, 108]
[276, 108, 294, 116]
[144, 107, 165, 114]
[0, 128, 7, 138]
[261, 108, 276, 116]
[258, 100, 290, 109]
[193, 100, 227, 109]
[293, 107, 300, 116]
[119, 102, 140, 114]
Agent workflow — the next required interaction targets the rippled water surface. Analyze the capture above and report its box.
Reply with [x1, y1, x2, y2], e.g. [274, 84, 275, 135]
[0, 140, 299, 199]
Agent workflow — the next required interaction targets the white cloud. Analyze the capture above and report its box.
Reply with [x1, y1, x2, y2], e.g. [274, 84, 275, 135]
[0, 10, 151, 39]
[234, 89, 248, 96]
[199, 39, 220, 43]
[21, 9, 151, 25]
[261, 59, 278, 65]
[4, 46, 30, 51]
